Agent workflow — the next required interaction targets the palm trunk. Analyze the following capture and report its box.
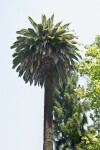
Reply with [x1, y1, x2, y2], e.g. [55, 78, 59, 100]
[43, 57, 53, 150]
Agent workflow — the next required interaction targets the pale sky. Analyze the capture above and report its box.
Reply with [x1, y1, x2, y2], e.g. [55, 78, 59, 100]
[0, 0, 100, 150]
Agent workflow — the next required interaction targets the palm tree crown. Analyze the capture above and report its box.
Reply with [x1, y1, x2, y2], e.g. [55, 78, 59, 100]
[11, 14, 81, 87]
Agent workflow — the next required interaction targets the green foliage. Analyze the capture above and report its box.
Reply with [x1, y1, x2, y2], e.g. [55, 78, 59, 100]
[77, 35, 100, 109]
[75, 134, 100, 150]
[90, 108, 100, 136]
[65, 132, 100, 150]
[74, 35, 100, 150]
[11, 14, 81, 87]
[53, 73, 90, 149]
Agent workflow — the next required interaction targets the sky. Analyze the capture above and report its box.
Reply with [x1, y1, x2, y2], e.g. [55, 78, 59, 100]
[0, 0, 100, 150]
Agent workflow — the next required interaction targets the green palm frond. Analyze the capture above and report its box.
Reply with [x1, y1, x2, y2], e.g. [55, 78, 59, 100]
[54, 29, 66, 37]
[55, 21, 62, 28]
[28, 16, 38, 31]
[51, 27, 58, 35]
[16, 28, 38, 38]
[61, 23, 70, 29]
[41, 15, 47, 26]
[38, 24, 43, 36]
[50, 13, 54, 28]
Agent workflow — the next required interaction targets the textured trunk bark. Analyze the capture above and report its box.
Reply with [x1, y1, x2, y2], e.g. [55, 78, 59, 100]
[43, 57, 53, 150]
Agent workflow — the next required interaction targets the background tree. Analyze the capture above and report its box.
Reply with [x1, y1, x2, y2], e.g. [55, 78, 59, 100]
[74, 35, 100, 150]
[53, 73, 90, 150]
[11, 14, 81, 150]
[78, 35, 100, 109]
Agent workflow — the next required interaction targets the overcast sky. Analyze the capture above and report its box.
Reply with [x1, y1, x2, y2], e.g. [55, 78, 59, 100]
[0, 0, 100, 150]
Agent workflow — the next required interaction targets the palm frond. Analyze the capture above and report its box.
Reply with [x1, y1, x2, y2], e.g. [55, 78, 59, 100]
[55, 22, 62, 28]
[61, 23, 70, 29]
[28, 16, 38, 31]
[41, 15, 47, 26]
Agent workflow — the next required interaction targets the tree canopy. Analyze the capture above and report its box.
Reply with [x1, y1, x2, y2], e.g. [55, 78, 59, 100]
[11, 14, 81, 87]
[77, 35, 100, 109]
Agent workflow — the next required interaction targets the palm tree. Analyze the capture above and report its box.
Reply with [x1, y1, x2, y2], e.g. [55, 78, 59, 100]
[11, 14, 81, 150]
